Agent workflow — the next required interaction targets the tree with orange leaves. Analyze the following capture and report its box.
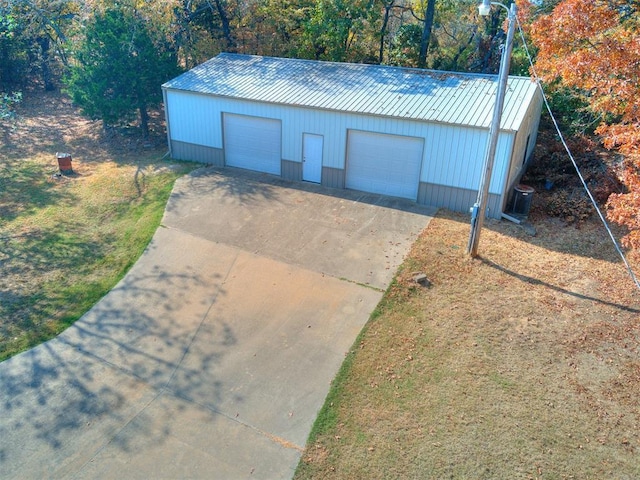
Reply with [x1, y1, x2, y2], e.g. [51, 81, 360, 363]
[525, 0, 640, 249]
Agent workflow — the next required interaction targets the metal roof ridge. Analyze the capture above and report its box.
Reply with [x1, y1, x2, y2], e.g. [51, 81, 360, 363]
[212, 52, 538, 82]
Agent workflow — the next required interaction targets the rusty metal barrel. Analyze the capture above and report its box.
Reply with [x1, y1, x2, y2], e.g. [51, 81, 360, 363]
[56, 152, 73, 174]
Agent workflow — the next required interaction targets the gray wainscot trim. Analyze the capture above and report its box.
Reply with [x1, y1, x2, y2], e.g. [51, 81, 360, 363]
[418, 182, 502, 219]
[321, 167, 345, 189]
[281, 159, 302, 182]
[171, 140, 224, 166]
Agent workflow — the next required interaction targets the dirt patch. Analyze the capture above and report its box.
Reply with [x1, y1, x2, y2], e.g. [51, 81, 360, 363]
[1, 88, 167, 163]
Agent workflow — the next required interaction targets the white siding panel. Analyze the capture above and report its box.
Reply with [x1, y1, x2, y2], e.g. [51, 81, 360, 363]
[420, 125, 513, 195]
[492, 134, 515, 194]
[165, 91, 516, 199]
[166, 91, 221, 147]
[504, 88, 543, 194]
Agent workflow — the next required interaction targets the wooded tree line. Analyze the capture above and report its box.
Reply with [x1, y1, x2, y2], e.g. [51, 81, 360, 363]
[1, 0, 639, 248]
[0, 0, 526, 123]
[0, 0, 514, 87]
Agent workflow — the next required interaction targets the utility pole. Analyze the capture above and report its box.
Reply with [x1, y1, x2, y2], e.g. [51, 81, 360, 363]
[467, 1, 517, 257]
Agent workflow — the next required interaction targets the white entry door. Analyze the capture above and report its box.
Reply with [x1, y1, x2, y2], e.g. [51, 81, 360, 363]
[302, 133, 323, 183]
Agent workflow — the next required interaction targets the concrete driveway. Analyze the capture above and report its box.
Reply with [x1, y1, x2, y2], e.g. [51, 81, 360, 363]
[0, 167, 434, 479]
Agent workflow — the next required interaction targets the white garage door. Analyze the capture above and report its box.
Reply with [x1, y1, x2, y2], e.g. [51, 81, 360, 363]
[346, 130, 424, 200]
[223, 113, 281, 175]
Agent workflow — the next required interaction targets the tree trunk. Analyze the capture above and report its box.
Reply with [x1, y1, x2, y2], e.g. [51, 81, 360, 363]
[139, 105, 150, 137]
[212, 0, 236, 51]
[38, 36, 55, 91]
[479, 10, 505, 73]
[451, 30, 477, 70]
[417, 0, 436, 69]
[379, 4, 392, 64]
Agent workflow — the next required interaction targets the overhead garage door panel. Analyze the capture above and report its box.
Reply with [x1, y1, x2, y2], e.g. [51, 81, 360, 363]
[346, 130, 424, 200]
[223, 113, 281, 175]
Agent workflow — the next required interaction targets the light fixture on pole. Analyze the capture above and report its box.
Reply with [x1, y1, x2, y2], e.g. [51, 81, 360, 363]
[466, 0, 517, 257]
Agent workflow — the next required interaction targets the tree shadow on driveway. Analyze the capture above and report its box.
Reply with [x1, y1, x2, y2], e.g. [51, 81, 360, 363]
[0, 230, 237, 477]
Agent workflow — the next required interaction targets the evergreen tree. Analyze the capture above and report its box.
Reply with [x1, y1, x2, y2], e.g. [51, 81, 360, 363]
[65, 5, 180, 135]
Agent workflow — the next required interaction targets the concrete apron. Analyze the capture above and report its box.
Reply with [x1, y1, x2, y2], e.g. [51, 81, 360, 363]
[0, 167, 435, 479]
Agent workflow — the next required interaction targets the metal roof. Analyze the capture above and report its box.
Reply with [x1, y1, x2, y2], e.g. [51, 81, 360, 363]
[163, 53, 540, 132]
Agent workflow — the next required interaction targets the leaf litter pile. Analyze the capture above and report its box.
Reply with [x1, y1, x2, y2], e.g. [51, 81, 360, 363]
[297, 200, 640, 477]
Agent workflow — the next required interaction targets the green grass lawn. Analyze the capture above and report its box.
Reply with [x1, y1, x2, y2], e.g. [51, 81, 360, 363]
[0, 151, 198, 361]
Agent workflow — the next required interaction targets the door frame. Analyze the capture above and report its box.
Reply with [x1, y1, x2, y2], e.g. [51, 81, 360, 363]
[302, 133, 324, 183]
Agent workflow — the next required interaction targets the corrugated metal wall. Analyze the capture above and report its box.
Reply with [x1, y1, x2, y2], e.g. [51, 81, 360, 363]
[171, 140, 224, 165]
[418, 183, 502, 219]
[500, 88, 544, 211]
[164, 89, 535, 217]
[419, 123, 514, 195]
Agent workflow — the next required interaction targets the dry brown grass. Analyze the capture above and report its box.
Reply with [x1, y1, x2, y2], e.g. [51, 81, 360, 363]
[296, 209, 640, 479]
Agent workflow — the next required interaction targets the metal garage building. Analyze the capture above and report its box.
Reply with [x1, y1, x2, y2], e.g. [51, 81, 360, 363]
[162, 53, 542, 218]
